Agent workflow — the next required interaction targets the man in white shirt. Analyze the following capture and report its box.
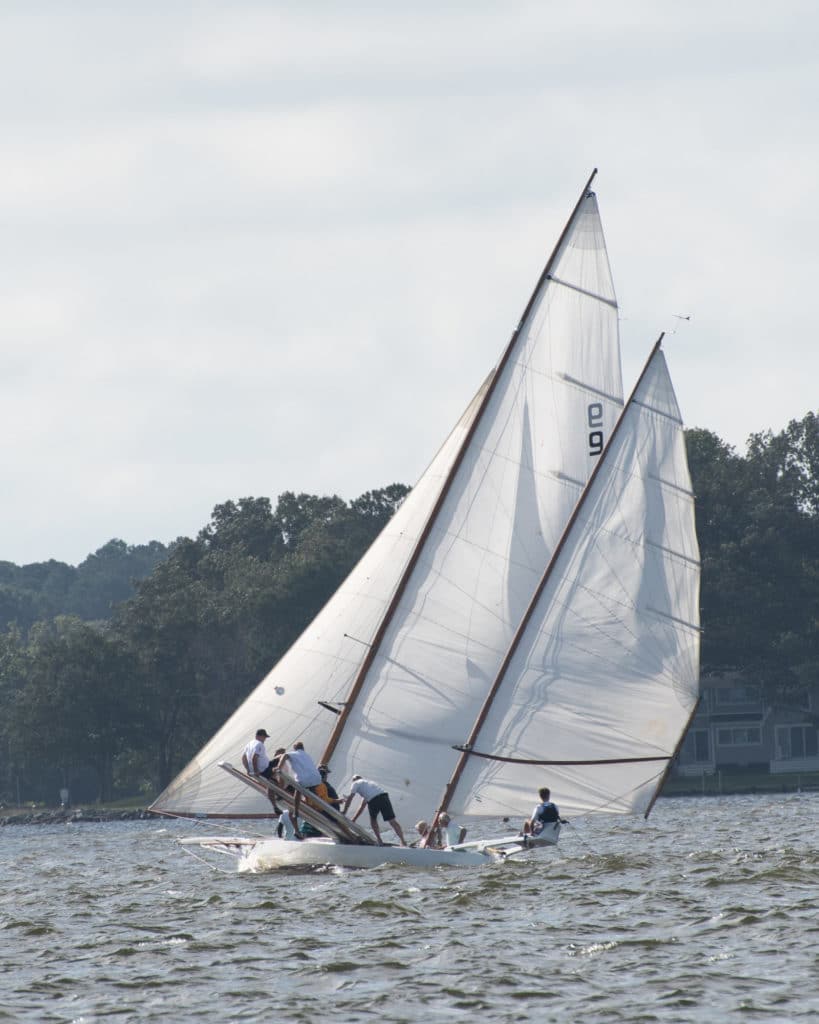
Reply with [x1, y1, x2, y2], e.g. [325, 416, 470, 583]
[277, 741, 322, 831]
[241, 728, 282, 814]
[343, 776, 406, 846]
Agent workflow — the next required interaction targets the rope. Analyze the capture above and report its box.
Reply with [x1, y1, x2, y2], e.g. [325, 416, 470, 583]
[179, 843, 239, 875]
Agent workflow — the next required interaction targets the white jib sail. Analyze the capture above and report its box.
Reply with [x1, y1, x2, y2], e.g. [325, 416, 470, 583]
[150, 378, 491, 816]
[328, 192, 625, 829]
[450, 347, 701, 823]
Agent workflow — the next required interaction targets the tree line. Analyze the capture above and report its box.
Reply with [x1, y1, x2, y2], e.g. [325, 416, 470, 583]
[0, 411, 817, 807]
[0, 487, 409, 805]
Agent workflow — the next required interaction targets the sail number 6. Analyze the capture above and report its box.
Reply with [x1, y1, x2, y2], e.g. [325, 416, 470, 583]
[588, 403, 604, 456]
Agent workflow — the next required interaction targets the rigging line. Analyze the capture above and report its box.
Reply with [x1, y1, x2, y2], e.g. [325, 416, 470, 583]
[545, 273, 619, 309]
[451, 746, 670, 766]
[343, 633, 372, 647]
[179, 845, 238, 875]
[148, 808, 268, 839]
[560, 820, 602, 857]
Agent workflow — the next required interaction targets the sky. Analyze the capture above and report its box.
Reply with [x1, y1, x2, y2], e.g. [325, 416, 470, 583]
[2, 1, 817, 566]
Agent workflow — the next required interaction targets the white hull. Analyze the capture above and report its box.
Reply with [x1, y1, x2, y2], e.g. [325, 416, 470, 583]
[181, 824, 559, 872]
[243, 837, 491, 870]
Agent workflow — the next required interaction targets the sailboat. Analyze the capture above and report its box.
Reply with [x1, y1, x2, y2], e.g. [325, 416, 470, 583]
[151, 171, 701, 871]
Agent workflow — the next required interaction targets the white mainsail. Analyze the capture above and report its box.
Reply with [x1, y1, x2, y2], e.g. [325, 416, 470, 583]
[326, 189, 624, 828]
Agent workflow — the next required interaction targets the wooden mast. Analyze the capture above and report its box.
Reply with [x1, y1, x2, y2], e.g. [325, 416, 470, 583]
[320, 169, 600, 766]
[432, 334, 666, 823]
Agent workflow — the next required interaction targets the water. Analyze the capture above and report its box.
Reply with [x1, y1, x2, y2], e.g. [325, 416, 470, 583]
[2, 793, 817, 1023]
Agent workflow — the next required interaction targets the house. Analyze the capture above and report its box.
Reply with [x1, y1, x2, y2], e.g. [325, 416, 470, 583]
[675, 673, 819, 776]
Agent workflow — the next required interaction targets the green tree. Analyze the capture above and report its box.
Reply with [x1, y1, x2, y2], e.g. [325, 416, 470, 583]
[5, 618, 141, 803]
[687, 412, 819, 700]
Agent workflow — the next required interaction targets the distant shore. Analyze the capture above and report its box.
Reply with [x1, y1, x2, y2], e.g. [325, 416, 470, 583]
[3, 774, 817, 827]
[0, 807, 153, 827]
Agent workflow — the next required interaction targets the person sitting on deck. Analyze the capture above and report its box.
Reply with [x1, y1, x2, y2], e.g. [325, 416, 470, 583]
[241, 729, 283, 815]
[343, 776, 407, 847]
[412, 820, 439, 848]
[437, 812, 467, 848]
[522, 787, 562, 837]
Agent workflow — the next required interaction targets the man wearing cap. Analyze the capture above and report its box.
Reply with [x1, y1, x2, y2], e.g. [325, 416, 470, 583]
[242, 729, 282, 814]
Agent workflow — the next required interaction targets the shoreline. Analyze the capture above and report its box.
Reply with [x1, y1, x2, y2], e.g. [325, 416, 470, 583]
[1, 808, 153, 826]
[3, 780, 817, 827]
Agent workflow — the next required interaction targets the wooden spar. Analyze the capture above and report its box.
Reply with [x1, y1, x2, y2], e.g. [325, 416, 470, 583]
[434, 334, 666, 821]
[451, 748, 671, 766]
[320, 169, 600, 767]
[643, 696, 702, 819]
[218, 763, 378, 845]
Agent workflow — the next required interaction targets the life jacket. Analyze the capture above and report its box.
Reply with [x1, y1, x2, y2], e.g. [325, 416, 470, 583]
[306, 781, 330, 809]
[532, 801, 559, 834]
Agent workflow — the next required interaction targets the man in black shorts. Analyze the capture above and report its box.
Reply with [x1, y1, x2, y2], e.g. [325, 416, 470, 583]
[343, 775, 407, 846]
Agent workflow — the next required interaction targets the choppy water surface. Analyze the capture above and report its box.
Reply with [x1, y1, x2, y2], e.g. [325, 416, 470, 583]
[1, 793, 817, 1023]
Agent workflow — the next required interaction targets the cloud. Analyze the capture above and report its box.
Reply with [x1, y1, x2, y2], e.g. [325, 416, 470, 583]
[0, 2, 816, 564]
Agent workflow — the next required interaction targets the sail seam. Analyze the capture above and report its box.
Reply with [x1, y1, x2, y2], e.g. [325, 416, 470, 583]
[546, 274, 619, 309]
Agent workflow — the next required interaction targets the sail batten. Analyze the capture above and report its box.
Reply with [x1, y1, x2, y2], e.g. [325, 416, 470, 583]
[632, 397, 684, 424]
[558, 373, 625, 404]
[546, 273, 619, 309]
[645, 606, 702, 633]
[647, 473, 695, 497]
[644, 539, 701, 567]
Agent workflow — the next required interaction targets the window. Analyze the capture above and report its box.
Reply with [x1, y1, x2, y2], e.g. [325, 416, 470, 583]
[681, 728, 711, 762]
[716, 726, 761, 746]
[775, 725, 819, 760]
[714, 684, 761, 706]
[682, 729, 711, 762]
